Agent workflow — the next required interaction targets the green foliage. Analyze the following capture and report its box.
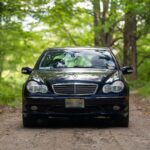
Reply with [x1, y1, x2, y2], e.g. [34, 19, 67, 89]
[0, 80, 21, 106]
[0, 0, 150, 106]
[138, 83, 150, 98]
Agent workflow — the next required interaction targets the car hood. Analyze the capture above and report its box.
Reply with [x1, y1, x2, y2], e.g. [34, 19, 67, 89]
[29, 68, 116, 83]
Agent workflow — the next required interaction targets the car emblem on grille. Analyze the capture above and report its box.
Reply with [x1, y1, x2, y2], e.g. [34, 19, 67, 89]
[69, 73, 78, 79]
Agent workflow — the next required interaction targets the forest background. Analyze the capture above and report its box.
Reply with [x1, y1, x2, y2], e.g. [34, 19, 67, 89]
[0, 0, 149, 106]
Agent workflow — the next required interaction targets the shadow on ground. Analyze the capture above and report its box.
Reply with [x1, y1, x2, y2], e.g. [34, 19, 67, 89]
[27, 117, 123, 129]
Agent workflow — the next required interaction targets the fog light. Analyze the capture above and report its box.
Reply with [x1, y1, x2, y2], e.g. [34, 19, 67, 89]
[30, 106, 38, 111]
[113, 105, 120, 110]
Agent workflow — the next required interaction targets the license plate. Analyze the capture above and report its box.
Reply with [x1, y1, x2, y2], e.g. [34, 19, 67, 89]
[65, 99, 84, 108]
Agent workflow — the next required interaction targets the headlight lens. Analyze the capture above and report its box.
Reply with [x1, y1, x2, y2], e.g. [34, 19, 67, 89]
[26, 81, 48, 93]
[102, 81, 124, 93]
[102, 84, 111, 93]
[111, 81, 124, 93]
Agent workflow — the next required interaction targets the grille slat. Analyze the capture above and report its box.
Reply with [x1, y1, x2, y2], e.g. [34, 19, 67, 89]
[52, 83, 98, 95]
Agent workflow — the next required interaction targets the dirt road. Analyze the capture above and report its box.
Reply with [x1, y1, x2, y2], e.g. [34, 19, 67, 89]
[0, 94, 150, 150]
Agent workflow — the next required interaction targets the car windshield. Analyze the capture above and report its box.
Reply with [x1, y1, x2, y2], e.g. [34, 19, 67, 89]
[39, 49, 116, 70]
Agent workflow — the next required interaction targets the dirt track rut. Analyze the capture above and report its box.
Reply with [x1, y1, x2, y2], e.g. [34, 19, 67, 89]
[0, 94, 150, 150]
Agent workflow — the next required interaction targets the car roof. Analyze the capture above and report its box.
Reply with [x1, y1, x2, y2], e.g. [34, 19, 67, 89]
[45, 47, 110, 52]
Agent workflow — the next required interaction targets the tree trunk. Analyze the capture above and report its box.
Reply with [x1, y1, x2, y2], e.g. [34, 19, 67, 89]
[100, 0, 112, 46]
[123, 11, 137, 79]
[93, 0, 101, 46]
[93, 0, 115, 47]
[0, 3, 3, 79]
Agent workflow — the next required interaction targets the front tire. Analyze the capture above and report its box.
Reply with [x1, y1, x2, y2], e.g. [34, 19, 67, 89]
[113, 115, 129, 127]
[23, 116, 37, 127]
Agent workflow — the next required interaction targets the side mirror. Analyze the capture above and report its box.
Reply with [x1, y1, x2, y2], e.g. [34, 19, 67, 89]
[121, 66, 133, 75]
[21, 67, 32, 75]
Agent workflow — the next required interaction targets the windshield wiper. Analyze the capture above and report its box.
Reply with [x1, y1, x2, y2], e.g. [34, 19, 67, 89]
[73, 65, 92, 68]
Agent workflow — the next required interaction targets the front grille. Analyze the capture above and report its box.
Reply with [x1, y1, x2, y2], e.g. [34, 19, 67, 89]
[52, 83, 98, 95]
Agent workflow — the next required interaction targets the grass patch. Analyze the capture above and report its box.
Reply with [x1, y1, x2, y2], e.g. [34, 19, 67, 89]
[0, 80, 22, 106]
[138, 83, 150, 98]
[129, 80, 150, 99]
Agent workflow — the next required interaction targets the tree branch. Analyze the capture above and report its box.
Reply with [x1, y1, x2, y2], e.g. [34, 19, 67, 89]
[59, 17, 78, 46]
[110, 37, 123, 46]
[137, 56, 150, 68]
[61, 25, 78, 46]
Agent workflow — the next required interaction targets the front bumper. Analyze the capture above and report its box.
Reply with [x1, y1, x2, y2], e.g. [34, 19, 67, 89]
[23, 95, 129, 118]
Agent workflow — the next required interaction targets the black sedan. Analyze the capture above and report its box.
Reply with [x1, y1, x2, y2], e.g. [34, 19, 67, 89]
[22, 47, 133, 127]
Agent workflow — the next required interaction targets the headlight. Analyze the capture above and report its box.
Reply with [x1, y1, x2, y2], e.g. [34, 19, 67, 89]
[26, 81, 48, 93]
[102, 84, 111, 93]
[111, 81, 124, 93]
[102, 81, 124, 93]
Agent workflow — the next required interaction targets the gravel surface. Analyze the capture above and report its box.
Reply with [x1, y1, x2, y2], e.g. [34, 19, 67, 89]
[0, 94, 150, 150]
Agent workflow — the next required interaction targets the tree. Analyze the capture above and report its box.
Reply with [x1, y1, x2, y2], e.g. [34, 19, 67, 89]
[93, 0, 122, 47]
[0, 0, 150, 105]
[123, 2, 137, 79]
[123, 0, 150, 79]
